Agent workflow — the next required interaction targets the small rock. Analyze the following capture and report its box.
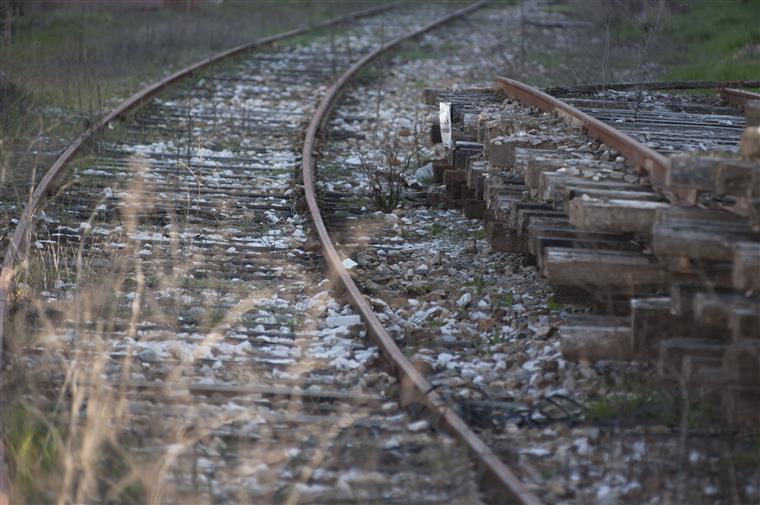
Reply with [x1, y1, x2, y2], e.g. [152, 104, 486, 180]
[435, 352, 455, 368]
[138, 348, 159, 362]
[573, 437, 590, 456]
[541, 360, 558, 372]
[63, 329, 79, 345]
[457, 292, 472, 307]
[646, 425, 670, 434]
[325, 315, 362, 328]
[429, 251, 443, 266]
[415, 162, 433, 181]
[522, 359, 540, 372]
[520, 446, 551, 458]
[547, 477, 568, 497]
[381, 402, 398, 412]
[596, 484, 614, 503]
[342, 257, 358, 269]
[408, 420, 429, 432]
[621, 480, 642, 499]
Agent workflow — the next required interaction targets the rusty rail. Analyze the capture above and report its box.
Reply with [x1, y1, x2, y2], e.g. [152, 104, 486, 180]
[495, 76, 669, 190]
[302, 4, 542, 504]
[0, 3, 397, 364]
[545, 79, 760, 96]
[0, 4, 397, 502]
[0, 3, 543, 504]
[719, 88, 760, 108]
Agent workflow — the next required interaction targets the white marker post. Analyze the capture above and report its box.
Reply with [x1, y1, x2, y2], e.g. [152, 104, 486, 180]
[439, 101, 453, 148]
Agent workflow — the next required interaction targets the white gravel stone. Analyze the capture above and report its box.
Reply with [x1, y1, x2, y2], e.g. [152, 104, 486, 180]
[324, 315, 362, 328]
[456, 292, 472, 307]
[342, 257, 358, 269]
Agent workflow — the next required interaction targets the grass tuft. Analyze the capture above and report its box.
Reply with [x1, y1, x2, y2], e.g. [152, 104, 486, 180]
[664, 0, 760, 81]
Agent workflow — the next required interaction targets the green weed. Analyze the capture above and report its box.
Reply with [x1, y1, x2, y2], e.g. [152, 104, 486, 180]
[208, 307, 226, 327]
[4, 403, 61, 503]
[534, 52, 565, 68]
[547, 297, 563, 311]
[97, 441, 147, 504]
[489, 327, 506, 346]
[429, 223, 445, 236]
[586, 388, 722, 429]
[736, 435, 760, 468]
[395, 43, 435, 61]
[586, 390, 675, 424]
[469, 275, 490, 297]
[544, 4, 574, 15]
[663, 0, 760, 81]
[496, 291, 514, 307]
[429, 318, 445, 328]
[471, 228, 486, 240]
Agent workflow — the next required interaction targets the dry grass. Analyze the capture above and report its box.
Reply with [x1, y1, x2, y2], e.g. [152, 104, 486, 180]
[2, 151, 379, 502]
[0, 6, 405, 502]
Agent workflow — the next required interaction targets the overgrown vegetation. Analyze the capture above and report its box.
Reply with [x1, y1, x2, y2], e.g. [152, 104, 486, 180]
[358, 111, 429, 212]
[0, 1, 370, 211]
[1, 1, 362, 113]
[1, 4, 386, 503]
[4, 403, 61, 503]
[597, 0, 759, 82]
[664, 0, 760, 81]
[516, 0, 758, 87]
[585, 386, 723, 430]
[358, 136, 414, 212]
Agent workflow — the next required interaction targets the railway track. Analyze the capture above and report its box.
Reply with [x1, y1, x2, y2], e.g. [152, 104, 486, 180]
[4, 0, 759, 502]
[0, 3, 545, 503]
[430, 79, 760, 502]
[437, 76, 759, 375]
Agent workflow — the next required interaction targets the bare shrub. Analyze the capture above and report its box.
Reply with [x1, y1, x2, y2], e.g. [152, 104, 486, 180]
[358, 110, 429, 213]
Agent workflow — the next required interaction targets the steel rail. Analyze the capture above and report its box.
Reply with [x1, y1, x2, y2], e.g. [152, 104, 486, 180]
[302, 3, 542, 504]
[0, 3, 397, 362]
[719, 88, 760, 108]
[495, 76, 669, 190]
[544, 79, 760, 95]
[0, 4, 397, 502]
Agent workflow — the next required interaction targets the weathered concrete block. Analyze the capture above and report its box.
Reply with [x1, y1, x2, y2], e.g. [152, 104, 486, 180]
[569, 196, 669, 235]
[666, 153, 725, 191]
[486, 136, 518, 169]
[560, 316, 632, 362]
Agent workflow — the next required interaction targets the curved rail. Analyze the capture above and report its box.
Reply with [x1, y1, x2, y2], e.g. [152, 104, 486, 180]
[495, 76, 669, 190]
[301, 3, 542, 504]
[544, 79, 760, 96]
[719, 88, 760, 108]
[0, 2, 396, 361]
[0, 6, 395, 502]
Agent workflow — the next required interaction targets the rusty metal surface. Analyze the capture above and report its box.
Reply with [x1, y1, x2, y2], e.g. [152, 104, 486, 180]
[301, 3, 543, 504]
[0, 3, 543, 503]
[495, 76, 670, 190]
[719, 87, 760, 108]
[545, 79, 760, 96]
[0, 4, 399, 501]
[0, 2, 395, 365]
